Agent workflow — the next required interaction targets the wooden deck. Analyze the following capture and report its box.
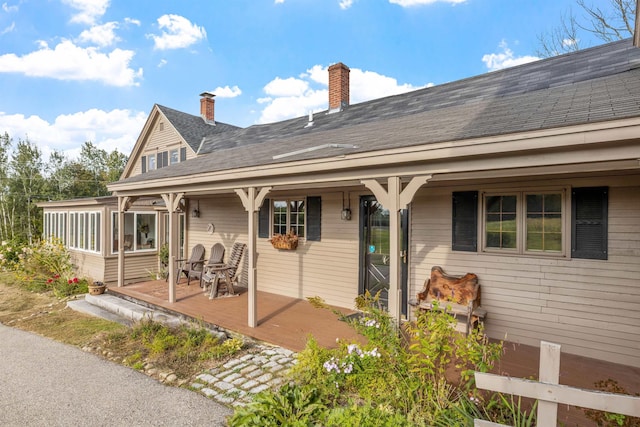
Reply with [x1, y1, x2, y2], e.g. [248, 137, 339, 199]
[108, 279, 639, 426]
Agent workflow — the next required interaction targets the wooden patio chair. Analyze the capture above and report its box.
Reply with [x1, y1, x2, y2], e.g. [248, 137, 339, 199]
[175, 243, 205, 286]
[199, 243, 226, 290]
[205, 242, 246, 299]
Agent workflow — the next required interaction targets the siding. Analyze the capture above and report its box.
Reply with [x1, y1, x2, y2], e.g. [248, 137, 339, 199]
[187, 192, 361, 309]
[410, 176, 640, 367]
[104, 253, 158, 284]
[70, 251, 105, 282]
[129, 117, 194, 177]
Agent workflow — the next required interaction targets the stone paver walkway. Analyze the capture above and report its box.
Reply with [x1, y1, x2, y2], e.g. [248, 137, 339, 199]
[190, 344, 297, 406]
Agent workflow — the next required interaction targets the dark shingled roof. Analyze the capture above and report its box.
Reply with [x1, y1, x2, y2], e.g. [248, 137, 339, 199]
[119, 39, 640, 185]
[156, 104, 241, 153]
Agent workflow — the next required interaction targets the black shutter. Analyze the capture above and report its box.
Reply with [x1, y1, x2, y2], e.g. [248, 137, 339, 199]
[306, 196, 321, 241]
[452, 191, 478, 252]
[572, 187, 608, 260]
[141, 156, 147, 173]
[180, 147, 187, 162]
[157, 152, 164, 169]
[258, 199, 270, 238]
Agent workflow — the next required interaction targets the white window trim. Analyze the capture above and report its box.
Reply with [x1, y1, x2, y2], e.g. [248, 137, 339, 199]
[111, 211, 158, 254]
[66, 211, 101, 254]
[480, 187, 568, 257]
[271, 198, 306, 239]
[148, 153, 157, 171]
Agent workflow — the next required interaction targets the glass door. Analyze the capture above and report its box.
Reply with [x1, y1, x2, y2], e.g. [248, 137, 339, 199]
[360, 196, 391, 309]
[359, 196, 409, 316]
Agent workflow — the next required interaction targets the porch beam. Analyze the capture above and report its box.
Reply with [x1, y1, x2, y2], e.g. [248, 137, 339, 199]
[362, 176, 430, 324]
[234, 186, 272, 328]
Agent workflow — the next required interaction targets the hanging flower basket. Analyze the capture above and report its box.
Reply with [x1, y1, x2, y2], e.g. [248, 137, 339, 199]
[270, 230, 299, 250]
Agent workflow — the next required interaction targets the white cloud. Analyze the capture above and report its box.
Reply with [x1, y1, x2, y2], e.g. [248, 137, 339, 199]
[62, 0, 110, 25]
[339, 0, 354, 9]
[0, 39, 142, 86]
[149, 14, 206, 50]
[274, 0, 284, 4]
[264, 77, 308, 97]
[78, 22, 119, 47]
[389, 0, 466, 6]
[563, 38, 578, 47]
[157, 59, 167, 68]
[1, 22, 15, 35]
[124, 17, 141, 26]
[258, 65, 427, 124]
[211, 85, 242, 98]
[0, 108, 147, 159]
[3, 2, 19, 13]
[482, 40, 539, 71]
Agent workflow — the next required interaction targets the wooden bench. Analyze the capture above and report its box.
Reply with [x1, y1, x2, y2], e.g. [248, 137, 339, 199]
[409, 266, 487, 335]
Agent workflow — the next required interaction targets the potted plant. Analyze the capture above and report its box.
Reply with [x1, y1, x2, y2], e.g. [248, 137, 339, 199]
[269, 229, 299, 250]
[88, 280, 106, 295]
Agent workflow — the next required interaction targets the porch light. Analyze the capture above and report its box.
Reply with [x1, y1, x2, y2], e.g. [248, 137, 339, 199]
[191, 200, 200, 218]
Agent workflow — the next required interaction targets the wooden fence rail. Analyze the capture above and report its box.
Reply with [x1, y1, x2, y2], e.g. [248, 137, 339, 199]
[474, 341, 640, 427]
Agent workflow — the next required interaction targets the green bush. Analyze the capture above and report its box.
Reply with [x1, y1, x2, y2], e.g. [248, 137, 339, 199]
[248, 292, 515, 426]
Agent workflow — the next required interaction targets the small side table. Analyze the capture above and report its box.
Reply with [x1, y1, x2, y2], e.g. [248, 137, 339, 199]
[204, 265, 233, 299]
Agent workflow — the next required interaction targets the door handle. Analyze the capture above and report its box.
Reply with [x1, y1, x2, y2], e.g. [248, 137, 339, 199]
[400, 250, 407, 263]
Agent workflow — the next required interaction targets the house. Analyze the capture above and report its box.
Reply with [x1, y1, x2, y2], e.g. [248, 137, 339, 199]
[43, 39, 640, 368]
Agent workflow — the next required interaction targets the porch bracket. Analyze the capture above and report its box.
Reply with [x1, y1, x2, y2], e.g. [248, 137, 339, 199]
[161, 192, 185, 212]
[119, 196, 138, 212]
[234, 186, 272, 329]
[399, 175, 432, 209]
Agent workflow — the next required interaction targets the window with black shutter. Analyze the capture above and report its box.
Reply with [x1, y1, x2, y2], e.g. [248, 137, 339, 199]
[141, 155, 147, 173]
[572, 187, 608, 260]
[452, 191, 478, 252]
[180, 147, 187, 162]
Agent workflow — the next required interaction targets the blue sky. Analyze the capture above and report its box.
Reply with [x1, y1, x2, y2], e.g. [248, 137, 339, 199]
[0, 0, 616, 160]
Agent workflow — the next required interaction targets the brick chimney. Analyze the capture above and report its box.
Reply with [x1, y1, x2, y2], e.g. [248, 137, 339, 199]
[199, 92, 215, 124]
[328, 62, 350, 113]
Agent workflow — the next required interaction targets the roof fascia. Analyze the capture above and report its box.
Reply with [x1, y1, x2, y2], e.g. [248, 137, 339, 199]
[109, 117, 640, 195]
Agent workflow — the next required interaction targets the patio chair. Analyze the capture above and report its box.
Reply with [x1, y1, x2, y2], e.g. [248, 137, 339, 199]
[206, 242, 246, 298]
[175, 243, 205, 286]
[199, 243, 226, 290]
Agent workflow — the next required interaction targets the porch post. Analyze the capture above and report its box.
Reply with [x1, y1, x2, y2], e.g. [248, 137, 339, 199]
[117, 197, 125, 288]
[362, 175, 431, 324]
[235, 186, 271, 328]
[162, 192, 183, 303]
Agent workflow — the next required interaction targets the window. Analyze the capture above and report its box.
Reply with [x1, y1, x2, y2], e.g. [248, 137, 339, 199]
[66, 212, 101, 253]
[148, 154, 156, 171]
[170, 149, 179, 165]
[273, 199, 305, 237]
[258, 197, 321, 241]
[112, 212, 157, 253]
[43, 212, 68, 244]
[483, 191, 564, 255]
[453, 187, 607, 259]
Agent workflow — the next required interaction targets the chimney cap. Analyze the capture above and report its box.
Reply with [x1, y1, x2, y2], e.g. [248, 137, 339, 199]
[199, 91, 216, 98]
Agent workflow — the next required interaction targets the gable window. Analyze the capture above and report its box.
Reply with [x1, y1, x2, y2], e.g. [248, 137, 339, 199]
[170, 149, 179, 165]
[112, 212, 157, 253]
[258, 197, 322, 241]
[148, 154, 157, 171]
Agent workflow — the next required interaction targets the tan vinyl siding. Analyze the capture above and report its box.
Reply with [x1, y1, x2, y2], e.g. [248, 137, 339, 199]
[410, 176, 640, 367]
[129, 118, 193, 177]
[256, 192, 360, 309]
[70, 251, 106, 282]
[104, 253, 158, 284]
[187, 192, 361, 309]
